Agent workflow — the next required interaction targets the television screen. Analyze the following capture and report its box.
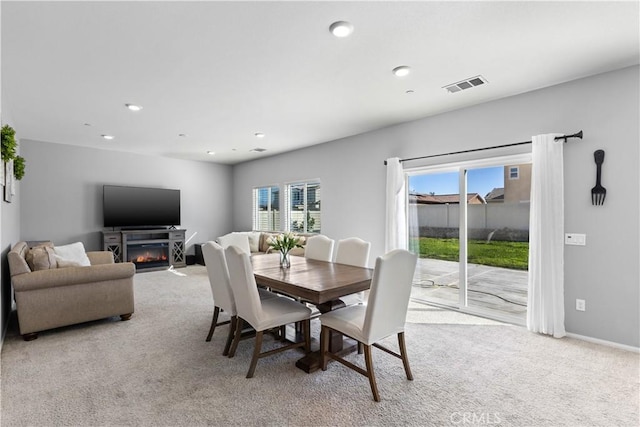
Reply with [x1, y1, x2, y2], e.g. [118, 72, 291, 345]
[103, 185, 181, 228]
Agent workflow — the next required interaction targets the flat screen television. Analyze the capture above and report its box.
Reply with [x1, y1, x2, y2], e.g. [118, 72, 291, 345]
[103, 185, 181, 228]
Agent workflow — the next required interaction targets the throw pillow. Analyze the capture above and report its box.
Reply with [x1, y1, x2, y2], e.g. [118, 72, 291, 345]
[25, 246, 57, 271]
[53, 242, 91, 267]
[233, 231, 261, 253]
[217, 233, 251, 255]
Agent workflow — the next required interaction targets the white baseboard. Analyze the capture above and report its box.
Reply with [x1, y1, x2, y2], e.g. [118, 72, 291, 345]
[566, 332, 640, 353]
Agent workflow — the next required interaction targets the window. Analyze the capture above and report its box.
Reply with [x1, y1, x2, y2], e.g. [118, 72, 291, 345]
[284, 181, 321, 233]
[252, 186, 280, 231]
[509, 166, 519, 180]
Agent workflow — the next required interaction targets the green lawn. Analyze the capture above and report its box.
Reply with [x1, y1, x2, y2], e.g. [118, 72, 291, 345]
[412, 237, 529, 270]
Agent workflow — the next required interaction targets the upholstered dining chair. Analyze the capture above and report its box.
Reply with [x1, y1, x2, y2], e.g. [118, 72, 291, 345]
[334, 237, 371, 307]
[225, 245, 312, 378]
[304, 234, 335, 262]
[319, 249, 418, 402]
[217, 233, 251, 255]
[201, 241, 276, 356]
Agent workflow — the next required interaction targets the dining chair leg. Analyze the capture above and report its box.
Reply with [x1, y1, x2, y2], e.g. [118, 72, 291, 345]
[206, 306, 221, 342]
[363, 344, 380, 402]
[303, 319, 311, 352]
[223, 316, 237, 356]
[398, 332, 413, 381]
[357, 342, 363, 354]
[228, 317, 244, 358]
[320, 325, 330, 371]
[246, 330, 264, 378]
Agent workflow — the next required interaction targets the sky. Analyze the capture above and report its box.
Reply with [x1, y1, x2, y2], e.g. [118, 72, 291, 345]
[409, 166, 503, 198]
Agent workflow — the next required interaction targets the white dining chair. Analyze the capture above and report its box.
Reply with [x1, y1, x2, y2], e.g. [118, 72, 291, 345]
[202, 241, 276, 356]
[334, 237, 371, 306]
[304, 235, 335, 262]
[319, 249, 418, 402]
[217, 233, 251, 255]
[225, 245, 312, 378]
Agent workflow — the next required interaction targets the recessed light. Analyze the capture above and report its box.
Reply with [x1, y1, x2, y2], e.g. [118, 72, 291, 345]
[329, 21, 354, 37]
[84, 123, 92, 127]
[101, 135, 114, 140]
[207, 151, 216, 155]
[406, 90, 415, 94]
[254, 132, 265, 138]
[250, 148, 267, 153]
[392, 66, 411, 77]
[125, 104, 143, 111]
[178, 133, 188, 137]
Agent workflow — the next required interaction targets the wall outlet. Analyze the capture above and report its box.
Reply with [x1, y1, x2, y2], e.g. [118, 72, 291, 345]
[565, 233, 586, 246]
[576, 299, 586, 311]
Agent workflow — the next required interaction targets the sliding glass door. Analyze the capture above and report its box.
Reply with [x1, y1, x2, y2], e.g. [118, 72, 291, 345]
[407, 154, 531, 324]
[408, 169, 461, 308]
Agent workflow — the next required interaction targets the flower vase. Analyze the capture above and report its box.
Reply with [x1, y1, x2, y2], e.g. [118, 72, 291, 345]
[280, 251, 291, 269]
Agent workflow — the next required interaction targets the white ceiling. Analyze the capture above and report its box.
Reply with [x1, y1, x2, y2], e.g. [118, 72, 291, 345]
[2, 1, 639, 164]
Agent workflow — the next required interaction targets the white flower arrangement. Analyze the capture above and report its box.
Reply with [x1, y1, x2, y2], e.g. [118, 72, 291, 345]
[267, 232, 306, 254]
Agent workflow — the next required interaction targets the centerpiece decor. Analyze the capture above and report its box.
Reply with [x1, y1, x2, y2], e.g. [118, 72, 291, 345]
[267, 232, 305, 269]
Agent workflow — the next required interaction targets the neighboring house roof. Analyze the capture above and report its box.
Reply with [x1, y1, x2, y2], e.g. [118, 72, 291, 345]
[410, 193, 486, 205]
[485, 187, 505, 202]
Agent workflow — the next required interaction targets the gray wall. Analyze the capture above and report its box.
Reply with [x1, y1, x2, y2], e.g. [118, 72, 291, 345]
[1, 95, 21, 346]
[233, 66, 640, 348]
[19, 140, 234, 252]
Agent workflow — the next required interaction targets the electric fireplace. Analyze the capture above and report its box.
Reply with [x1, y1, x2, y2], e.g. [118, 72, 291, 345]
[127, 243, 170, 270]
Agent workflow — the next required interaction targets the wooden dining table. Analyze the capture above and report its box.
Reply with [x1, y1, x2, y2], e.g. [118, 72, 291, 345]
[251, 253, 373, 373]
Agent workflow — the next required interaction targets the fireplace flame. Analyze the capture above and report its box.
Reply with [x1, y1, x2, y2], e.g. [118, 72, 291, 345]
[129, 246, 170, 266]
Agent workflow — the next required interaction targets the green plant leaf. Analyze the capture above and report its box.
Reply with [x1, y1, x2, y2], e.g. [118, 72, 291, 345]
[1, 125, 17, 162]
[14, 156, 26, 180]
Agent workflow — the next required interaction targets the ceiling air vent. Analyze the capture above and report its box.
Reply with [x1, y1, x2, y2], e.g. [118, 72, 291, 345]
[443, 75, 488, 94]
[249, 147, 267, 153]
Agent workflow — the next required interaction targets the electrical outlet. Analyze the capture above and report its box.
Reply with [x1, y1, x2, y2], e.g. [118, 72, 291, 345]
[565, 233, 586, 246]
[576, 299, 586, 311]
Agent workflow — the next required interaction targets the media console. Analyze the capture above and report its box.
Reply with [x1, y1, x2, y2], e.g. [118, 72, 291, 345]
[102, 229, 186, 272]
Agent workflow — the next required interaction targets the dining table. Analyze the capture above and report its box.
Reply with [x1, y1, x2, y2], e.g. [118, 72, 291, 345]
[251, 252, 373, 373]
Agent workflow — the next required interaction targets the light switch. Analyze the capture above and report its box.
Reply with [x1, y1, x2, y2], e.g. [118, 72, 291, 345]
[565, 233, 586, 246]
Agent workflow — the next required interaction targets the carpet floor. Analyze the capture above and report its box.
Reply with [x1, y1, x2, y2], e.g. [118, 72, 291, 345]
[1, 265, 638, 426]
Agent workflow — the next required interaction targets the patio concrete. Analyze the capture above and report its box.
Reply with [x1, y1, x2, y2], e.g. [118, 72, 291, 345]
[411, 257, 528, 321]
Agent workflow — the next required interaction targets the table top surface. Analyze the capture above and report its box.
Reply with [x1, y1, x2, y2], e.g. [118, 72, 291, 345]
[251, 253, 373, 305]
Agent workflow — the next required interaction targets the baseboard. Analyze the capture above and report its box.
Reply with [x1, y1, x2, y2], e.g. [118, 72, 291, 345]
[565, 332, 640, 353]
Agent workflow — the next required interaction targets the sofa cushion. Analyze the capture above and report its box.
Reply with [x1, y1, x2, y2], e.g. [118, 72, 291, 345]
[53, 242, 91, 267]
[259, 232, 278, 253]
[26, 246, 57, 271]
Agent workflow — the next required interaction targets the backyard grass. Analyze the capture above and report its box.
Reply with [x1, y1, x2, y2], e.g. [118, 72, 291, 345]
[412, 237, 529, 270]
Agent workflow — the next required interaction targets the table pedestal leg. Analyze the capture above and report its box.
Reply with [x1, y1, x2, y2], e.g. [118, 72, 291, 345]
[295, 299, 354, 373]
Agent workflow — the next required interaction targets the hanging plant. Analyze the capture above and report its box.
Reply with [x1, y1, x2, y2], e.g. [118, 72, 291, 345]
[14, 156, 26, 180]
[1, 125, 17, 162]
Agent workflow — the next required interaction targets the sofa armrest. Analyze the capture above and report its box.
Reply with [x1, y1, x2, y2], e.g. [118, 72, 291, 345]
[12, 262, 135, 293]
[87, 251, 114, 265]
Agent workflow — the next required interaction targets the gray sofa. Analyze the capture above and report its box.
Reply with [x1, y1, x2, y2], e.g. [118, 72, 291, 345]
[8, 241, 136, 340]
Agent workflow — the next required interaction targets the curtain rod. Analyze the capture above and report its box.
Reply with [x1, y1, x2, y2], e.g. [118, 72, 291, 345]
[383, 130, 583, 165]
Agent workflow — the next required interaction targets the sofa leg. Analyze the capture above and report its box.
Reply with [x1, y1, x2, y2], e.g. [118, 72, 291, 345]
[120, 313, 132, 321]
[23, 333, 38, 341]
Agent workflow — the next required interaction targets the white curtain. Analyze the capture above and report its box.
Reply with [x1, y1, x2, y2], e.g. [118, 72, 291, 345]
[527, 134, 566, 338]
[385, 157, 407, 251]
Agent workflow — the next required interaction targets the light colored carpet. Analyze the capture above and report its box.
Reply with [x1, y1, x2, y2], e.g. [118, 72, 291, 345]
[1, 266, 638, 426]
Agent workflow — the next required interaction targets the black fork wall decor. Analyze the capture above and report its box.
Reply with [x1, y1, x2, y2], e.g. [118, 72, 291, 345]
[591, 149, 606, 206]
